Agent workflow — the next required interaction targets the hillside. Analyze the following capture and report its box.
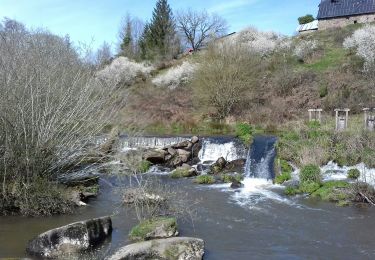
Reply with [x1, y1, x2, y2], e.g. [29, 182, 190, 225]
[107, 24, 374, 135]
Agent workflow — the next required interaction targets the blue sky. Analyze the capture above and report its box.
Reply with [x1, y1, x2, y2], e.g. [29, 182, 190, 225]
[0, 0, 321, 50]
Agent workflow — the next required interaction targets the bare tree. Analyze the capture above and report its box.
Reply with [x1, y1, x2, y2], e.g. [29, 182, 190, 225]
[95, 41, 112, 68]
[0, 19, 121, 215]
[176, 9, 228, 51]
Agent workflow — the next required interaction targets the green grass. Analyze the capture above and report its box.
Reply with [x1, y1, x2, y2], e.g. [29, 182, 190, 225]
[138, 160, 152, 173]
[235, 122, 254, 144]
[275, 172, 292, 184]
[303, 48, 347, 72]
[129, 217, 177, 241]
[194, 175, 215, 184]
[170, 168, 191, 179]
[347, 169, 360, 180]
[300, 164, 322, 184]
[311, 180, 350, 203]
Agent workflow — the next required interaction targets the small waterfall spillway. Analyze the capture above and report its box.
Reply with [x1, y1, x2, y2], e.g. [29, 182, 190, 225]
[244, 136, 277, 180]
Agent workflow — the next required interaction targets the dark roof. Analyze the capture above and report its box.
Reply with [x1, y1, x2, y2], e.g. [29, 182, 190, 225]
[317, 0, 375, 19]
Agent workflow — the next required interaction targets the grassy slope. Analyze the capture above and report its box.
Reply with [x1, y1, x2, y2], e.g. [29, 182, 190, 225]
[119, 24, 373, 136]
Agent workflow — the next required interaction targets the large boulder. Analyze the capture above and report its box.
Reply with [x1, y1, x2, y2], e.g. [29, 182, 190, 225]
[225, 159, 246, 173]
[129, 217, 178, 242]
[172, 140, 191, 149]
[143, 149, 167, 164]
[209, 157, 227, 174]
[26, 216, 112, 258]
[191, 136, 199, 144]
[107, 237, 205, 260]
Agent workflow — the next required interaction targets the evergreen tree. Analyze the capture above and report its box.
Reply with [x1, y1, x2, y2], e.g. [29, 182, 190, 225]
[142, 0, 180, 60]
[120, 15, 133, 56]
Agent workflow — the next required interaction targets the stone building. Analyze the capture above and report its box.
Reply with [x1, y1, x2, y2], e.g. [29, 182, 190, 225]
[317, 0, 375, 30]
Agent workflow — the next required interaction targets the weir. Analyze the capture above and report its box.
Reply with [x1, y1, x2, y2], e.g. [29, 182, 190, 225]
[120, 135, 247, 162]
[244, 136, 277, 180]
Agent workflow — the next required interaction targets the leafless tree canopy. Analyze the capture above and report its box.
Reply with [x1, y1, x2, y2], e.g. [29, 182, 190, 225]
[0, 18, 120, 189]
[176, 9, 228, 51]
[118, 14, 145, 59]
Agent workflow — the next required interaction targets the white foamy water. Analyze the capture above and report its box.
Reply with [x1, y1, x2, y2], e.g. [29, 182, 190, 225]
[321, 161, 375, 186]
[121, 136, 189, 151]
[198, 139, 246, 162]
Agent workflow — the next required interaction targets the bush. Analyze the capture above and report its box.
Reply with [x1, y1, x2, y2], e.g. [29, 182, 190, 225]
[97, 56, 154, 87]
[152, 61, 197, 89]
[194, 175, 215, 184]
[299, 181, 321, 194]
[138, 161, 152, 173]
[347, 169, 361, 180]
[298, 14, 315, 25]
[285, 186, 299, 196]
[294, 40, 318, 62]
[300, 164, 322, 184]
[319, 84, 328, 98]
[235, 122, 253, 144]
[0, 19, 118, 216]
[275, 172, 292, 184]
[343, 25, 375, 72]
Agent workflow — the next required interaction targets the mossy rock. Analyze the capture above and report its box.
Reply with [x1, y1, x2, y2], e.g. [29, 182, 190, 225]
[221, 174, 244, 183]
[129, 217, 178, 242]
[170, 167, 197, 179]
[137, 160, 152, 173]
[194, 175, 215, 185]
[347, 169, 360, 180]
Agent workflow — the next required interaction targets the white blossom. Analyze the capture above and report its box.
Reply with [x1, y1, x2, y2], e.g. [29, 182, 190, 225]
[152, 61, 198, 89]
[96, 57, 154, 87]
[343, 25, 375, 71]
[293, 40, 318, 61]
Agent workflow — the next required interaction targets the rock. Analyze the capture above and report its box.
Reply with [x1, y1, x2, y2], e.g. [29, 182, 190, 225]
[171, 166, 198, 178]
[191, 142, 202, 159]
[107, 237, 205, 260]
[191, 136, 199, 144]
[283, 179, 300, 188]
[143, 149, 167, 164]
[123, 188, 165, 205]
[209, 157, 227, 174]
[26, 216, 112, 258]
[129, 217, 178, 242]
[225, 159, 246, 172]
[172, 140, 191, 149]
[230, 180, 244, 189]
[167, 147, 177, 156]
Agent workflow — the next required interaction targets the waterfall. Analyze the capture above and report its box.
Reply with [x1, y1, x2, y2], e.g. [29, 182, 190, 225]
[198, 137, 247, 162]
[120, 136, 190, 151]
[244, 136, 277, 180]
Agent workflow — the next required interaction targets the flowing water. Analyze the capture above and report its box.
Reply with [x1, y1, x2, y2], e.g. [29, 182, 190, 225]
[1, 136, 375, 259]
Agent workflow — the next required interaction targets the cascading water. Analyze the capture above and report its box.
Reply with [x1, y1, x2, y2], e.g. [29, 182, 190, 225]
[120, 136, 190, 151]
[244, 136, 277, 179]
[198, 137, 247, 162]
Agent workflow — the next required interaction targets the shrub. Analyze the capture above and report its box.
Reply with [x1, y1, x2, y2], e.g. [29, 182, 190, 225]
[294, 40, 318, 62]
[0, 19, 118, 216]
[311, 181, 349, 201]
[138, 160, 152, 173]
[194, 175, 215, 184]
[347, 169, 361, 180]
[275, 172, 292, 184]
[235, 122, 253, 144]
[343, 25, 375, 72]
[96, 56, 154, 87]
[152, 61, 197, 89]
[300, 164, 321, 183]
[299, 181, 321, 194]
[319, 84, 328, 98]
[285, 186, 299, 196]
[298, 14, 315, 25]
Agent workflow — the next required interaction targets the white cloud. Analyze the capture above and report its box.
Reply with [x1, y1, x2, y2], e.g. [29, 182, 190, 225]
[208, 0, 259, 14]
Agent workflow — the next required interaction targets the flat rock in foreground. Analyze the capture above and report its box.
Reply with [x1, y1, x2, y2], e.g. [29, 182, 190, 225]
[107, 237, 204, 260]
[26, 216, 112, 258]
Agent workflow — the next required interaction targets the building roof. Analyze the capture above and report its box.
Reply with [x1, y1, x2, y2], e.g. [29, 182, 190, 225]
[317, 0, 375, 19]
[296, 20, 319, 32]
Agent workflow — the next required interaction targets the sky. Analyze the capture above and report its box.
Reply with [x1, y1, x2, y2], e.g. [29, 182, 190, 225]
[0, 0, 321, 51]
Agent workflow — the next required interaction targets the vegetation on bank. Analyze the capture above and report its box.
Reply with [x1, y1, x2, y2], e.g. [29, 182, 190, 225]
[194, 175, 215, 184]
